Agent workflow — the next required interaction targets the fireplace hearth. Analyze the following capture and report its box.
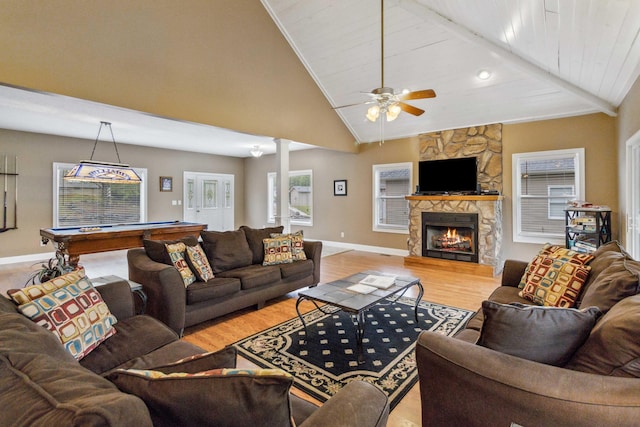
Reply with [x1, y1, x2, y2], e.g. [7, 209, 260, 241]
[422, 212, 479, 263]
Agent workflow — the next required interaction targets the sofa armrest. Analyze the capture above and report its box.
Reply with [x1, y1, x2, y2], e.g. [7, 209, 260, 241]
[416, 331, 640, 427]
[299, 381, 389, 427]
[95, 279, 136, 320]
[127, 248, 187, 336]
[501, 259, 528, 287]
[303, 240, 323, 285]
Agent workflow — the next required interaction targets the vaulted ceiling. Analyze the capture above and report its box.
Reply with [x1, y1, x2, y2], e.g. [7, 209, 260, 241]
[1, 0, 639, 154]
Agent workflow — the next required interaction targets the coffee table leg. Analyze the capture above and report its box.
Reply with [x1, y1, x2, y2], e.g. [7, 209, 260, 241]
[295, 296, 309, 343]
[355, 311, 366, 364]
[414, 281, 424, 323]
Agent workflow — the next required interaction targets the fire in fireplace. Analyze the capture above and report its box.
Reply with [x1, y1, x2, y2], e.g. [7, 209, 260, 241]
[422, 212, 479, 263]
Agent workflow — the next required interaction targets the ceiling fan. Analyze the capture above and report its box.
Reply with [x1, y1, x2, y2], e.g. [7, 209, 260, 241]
[335, 0, 436, 123]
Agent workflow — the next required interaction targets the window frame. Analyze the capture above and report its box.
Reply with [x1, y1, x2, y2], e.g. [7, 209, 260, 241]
[512, 148, 585, 244]
[53, 162, 147, 227]
[267, 169, 313, 226]
[372, 162, 412, 234]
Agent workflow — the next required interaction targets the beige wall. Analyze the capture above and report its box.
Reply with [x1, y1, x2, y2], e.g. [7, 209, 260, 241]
[617, 76, 640, 245]
[502, 113, 618, 261]
[0, 129, 245, 259]
[0, 0, 355, 152]
[244, 138, 420, 250]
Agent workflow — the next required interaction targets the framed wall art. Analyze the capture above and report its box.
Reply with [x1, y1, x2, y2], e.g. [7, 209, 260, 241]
[334, 179, 347, 196]
[160, 176, 173, 192]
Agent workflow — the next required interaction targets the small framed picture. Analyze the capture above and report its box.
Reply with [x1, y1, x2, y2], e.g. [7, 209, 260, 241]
[160, 176, 173, 192]
[334, 179, 347, 196]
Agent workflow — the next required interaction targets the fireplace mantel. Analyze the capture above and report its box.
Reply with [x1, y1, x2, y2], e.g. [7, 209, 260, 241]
[405, 195, 504, 276]
[406, 195, 503, 202]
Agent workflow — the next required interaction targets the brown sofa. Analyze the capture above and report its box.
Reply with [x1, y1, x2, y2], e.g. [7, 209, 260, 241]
[416, 241, 640, 426]
[0, 278, 389, 427]
[128, 226, 322, 335]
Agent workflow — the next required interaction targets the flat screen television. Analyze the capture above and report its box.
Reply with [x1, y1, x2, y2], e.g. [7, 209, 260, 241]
[418, 157, 478, 194]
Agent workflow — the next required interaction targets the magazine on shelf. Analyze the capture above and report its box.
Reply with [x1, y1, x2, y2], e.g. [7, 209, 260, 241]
[359, 274, 396, 289]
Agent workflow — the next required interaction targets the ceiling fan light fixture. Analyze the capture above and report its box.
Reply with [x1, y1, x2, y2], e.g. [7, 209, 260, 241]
[366, 105, 380, 122]
[386, 103, 401, 121]
[250, 145, 263, 158]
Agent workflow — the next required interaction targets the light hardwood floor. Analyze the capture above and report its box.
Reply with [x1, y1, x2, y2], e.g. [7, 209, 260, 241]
[0, 249, 501, 427]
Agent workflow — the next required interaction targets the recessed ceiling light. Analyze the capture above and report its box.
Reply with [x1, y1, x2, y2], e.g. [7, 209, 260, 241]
[477, 69, 492, 80]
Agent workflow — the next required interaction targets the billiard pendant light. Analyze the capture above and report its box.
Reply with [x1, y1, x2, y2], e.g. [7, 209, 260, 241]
[64, 121, 142, 184]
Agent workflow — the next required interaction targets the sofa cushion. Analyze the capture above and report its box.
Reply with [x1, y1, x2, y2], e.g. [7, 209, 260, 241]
[201, 229, 253, 274]
[0, 312, 150, 426]
[518, 256, 591, 307]
[566, 294, 640, 377]
[186, 243, 215, 282]
[218, 265, 282, 291]
[107, 368, 295, 427]
[7, 267, 87, 305]
[79, 315, 178, 375]
[279, 259, 314, 280]
[263, 235, 294, 266]
[165, 242, 196, 287]
[17, 277, 118, 360]
[186, 277, 241, 305]
[240, 225, 284, 264]
[477, 300, 600, 366]
[143, 236, 199, 265]
[0, 352, 151, 427]
[578, 257, 640, 313]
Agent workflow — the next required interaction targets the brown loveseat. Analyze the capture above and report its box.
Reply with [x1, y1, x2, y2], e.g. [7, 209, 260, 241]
[128, 226, 322, 335]
[0, 277, 389, 426]
[416, 241, 640, 426]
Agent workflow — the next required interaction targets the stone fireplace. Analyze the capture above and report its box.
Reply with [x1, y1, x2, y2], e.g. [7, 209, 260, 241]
[405, 195, 503, 276]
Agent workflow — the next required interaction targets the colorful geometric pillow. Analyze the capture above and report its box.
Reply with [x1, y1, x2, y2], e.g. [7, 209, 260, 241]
[8, 267, 86, 305]
[186, 244, 214, 282]
[518, 245, 593, 290]
[17, 277, 117, 360]
[271, 230, 307, 261]
[107, 367, 295, 427]
[165, 242, 196, 287]
[519, 257, 591, 307]
[262, 236, 293, 266]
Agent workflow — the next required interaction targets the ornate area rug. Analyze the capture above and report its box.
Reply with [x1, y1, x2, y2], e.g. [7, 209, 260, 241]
[233, 297, 473, 410]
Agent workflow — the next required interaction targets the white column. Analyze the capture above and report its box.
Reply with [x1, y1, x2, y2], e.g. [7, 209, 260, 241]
[274, 138, 291, 233]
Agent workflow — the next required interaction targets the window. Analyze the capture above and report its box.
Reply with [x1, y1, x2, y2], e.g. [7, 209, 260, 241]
[267, 170, 313, 226]
[373, 163, 412, 233]
[53, 163, 147, 227]
[512, 149, 584, 244]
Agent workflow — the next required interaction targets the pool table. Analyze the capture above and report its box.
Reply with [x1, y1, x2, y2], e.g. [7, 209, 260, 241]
[40, 221, 207, 267]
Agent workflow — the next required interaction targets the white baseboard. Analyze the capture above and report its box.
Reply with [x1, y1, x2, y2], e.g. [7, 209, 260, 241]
[0, 252, 55, 266]
[319, 240, 409, 257]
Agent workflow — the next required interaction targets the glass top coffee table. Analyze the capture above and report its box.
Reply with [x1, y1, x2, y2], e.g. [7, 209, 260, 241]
[295, 270, 423, 364]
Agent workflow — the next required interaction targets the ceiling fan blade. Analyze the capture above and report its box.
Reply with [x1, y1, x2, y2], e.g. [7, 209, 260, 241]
[333, 102, 366, 110]
[399, 89, 436, 100]
[399, 102, 425, 116]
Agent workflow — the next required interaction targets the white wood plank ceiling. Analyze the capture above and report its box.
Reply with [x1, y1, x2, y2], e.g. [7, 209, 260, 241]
[262, 0, 640, 143]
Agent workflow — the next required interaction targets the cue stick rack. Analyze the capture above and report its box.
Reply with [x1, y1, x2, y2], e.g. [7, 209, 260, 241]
[0, 154, 18, 233]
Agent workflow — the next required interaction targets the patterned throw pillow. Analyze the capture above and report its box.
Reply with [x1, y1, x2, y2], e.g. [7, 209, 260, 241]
[17, 277, 118, 360]
[262, 236, 293, 266]
[186, 244, 214, 282]
[8, 268, 87, 305]
[271, 230, 307, 261]
[165, 242, 196, 287]
[518, 244, 594, 290]
[519, 257, 592, 307]
[118, 368, 291, 379]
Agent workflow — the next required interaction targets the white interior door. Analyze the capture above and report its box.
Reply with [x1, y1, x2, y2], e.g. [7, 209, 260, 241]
[627, 133, 640, 258]
[184, 172, 234, 231]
